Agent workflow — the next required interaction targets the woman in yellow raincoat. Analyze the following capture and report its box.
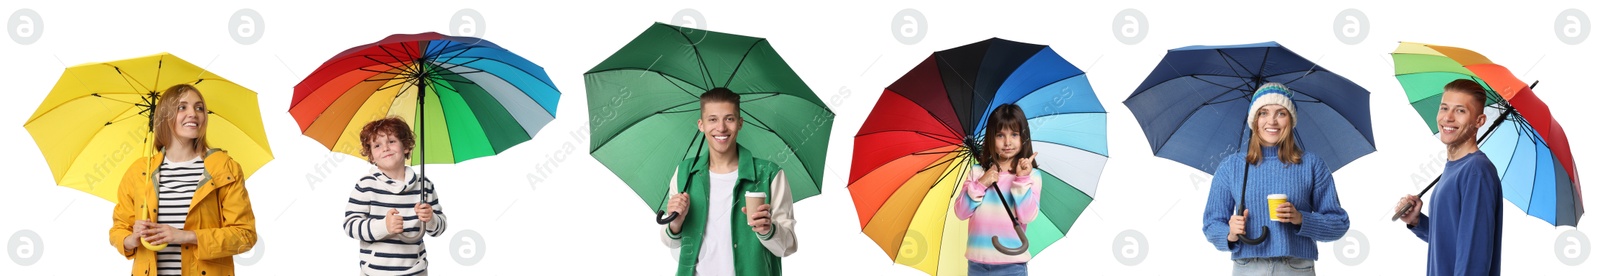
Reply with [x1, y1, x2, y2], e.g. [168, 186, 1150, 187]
[108, 84, 258, 276]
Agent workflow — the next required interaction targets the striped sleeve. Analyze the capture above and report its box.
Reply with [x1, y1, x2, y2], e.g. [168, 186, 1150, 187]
[420, 177, 446, 236]
[344, 176, 390, 242]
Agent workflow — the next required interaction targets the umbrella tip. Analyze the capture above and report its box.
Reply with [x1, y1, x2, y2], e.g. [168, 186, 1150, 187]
[1530, 80, 1539, 89]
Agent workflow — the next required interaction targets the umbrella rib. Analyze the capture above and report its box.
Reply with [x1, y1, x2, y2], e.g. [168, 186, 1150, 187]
[741, 110, 824, 177]
[1213, 50, 1254, 86]
[718, 38, 765, 88]
[854, 129, 962, 144]
[112, 66, 152, 95]
[360, 55, 418, 76]
[670, 26, 715, 88]
[856, 150, 968, 256]
[1031, 139, 1111, 158]
[1147, 88, 1243, 154]
[587, 99, 701, 151]
[885, 92, 971, 139]
[660, 71, 705, 97]
[377, 44, 421, 75]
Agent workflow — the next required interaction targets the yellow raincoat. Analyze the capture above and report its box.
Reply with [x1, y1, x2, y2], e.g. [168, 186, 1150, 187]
[108, 149, 257, 276]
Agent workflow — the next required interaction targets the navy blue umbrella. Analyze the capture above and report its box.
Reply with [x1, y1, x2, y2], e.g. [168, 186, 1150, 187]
[1124, 42, 1375, 244]
[1124, 42, 1374, 173]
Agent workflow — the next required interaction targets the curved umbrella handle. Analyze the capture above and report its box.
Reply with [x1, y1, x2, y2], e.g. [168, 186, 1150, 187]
[656, 210, 680, 225]
[1237, 226, 1269, 245]
[991, 224, 1031, 255]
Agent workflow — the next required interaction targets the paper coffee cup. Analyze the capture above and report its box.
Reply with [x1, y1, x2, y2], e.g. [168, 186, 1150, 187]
[1267, 194, 1288, 221]
[745, 191, 767, 212]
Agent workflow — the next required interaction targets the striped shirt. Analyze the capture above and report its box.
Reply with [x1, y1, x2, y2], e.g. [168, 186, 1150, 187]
[156, 155, 204, 276]
[343, 166, 446, 276]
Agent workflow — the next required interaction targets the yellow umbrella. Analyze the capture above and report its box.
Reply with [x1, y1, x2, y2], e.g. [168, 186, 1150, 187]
[24, 53, 272, 201]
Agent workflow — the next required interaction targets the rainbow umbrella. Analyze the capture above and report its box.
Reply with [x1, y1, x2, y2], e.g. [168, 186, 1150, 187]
[25, 53, 273, 201]
[292, 33, 559, 175]
[850, 38, 1107, 275]
[1391, 42, 1582, 226]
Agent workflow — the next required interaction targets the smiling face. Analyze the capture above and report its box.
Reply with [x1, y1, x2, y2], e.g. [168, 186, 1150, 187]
[153, 85, 209, 152]
[367, 132, 409, 171]
[994, 127, 1022, 161]
[698, 101, 742, 155]
[170, 91, 206, 140]
[1253, 104, 1292, 146]
[1437, 89, 1487, 147]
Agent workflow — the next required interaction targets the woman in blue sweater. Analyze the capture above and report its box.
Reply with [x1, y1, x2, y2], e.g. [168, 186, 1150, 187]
[1201, 83, 1351, 275]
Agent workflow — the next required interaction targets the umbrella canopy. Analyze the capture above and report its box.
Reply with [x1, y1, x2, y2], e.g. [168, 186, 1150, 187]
[292, 32, 559, 166]
[1124, 42, 1375, 173]
[25, 53, 273, 201]
[849, 38, 1108, 275]
[1392, 42, 1582, 226]
[586, 23, 833, 220]
[1124, 42, 1375, 244]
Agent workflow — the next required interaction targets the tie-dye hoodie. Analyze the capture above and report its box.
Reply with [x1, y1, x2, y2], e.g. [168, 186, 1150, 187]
[955, 165, 1043, 264]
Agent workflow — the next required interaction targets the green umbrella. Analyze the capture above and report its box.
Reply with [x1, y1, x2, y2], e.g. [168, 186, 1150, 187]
[586, 23, 833, 223]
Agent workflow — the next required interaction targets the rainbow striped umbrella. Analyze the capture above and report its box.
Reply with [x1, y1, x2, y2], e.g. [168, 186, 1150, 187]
[292, 33, 559, 170]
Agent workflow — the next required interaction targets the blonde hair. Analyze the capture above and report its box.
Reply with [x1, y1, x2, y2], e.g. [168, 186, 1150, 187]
[152, 84, 209, 153]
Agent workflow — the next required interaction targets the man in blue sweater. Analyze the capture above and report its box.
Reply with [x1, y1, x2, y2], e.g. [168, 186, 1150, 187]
[1395, 79, 1503, 276]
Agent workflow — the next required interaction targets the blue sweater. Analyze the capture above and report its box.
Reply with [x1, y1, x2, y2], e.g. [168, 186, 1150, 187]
[1408, 150, 1502, 276]
[1203, 147, 1350, 260]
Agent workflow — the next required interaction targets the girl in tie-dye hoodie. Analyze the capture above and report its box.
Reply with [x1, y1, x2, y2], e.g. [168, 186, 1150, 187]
[956, 104, 1043, 276]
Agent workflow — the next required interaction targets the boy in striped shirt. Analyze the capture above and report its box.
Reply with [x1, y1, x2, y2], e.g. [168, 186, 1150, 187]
[342, 117, 448, 275]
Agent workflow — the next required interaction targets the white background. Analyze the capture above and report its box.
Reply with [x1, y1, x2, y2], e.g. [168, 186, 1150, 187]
[2, 0, 1596, 275]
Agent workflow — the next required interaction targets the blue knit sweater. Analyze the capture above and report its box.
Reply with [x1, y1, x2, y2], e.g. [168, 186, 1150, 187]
[1407, 150, 1502, 276]
[1202, 147, 1350, 260]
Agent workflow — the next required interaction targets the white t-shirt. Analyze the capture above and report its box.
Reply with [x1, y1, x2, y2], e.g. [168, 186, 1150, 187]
[695, 169, 738, 276]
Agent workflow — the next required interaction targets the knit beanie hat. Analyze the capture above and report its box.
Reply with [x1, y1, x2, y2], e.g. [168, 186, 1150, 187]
[1246, 82, 1296, 129]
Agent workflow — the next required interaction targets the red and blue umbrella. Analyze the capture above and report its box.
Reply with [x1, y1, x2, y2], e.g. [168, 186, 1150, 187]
[1391, 42, 1582, 226]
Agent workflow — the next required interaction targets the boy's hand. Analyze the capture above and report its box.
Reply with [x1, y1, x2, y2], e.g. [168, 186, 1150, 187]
[667, 194, 690, 233]
[386, 209, 404, 236]
[746, 204, 772, 235]
[415, 203, 434, 223]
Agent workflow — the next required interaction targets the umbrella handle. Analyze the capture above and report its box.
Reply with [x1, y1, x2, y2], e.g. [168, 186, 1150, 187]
[984, 182, 1031, 255]
[1238, 226, 1269, 245]
[656, 210, 680, 225]
[991, 224, 1031, 256]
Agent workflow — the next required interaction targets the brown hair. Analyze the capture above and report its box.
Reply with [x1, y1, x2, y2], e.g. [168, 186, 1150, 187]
[152, 84, 209, 153]
[359, 117, 416, 159]
[979, 104, 1037, 173]
[1245, 108, 1303, 166]
[699, 87, 741, 112]
[1444, 78, 1488, 112]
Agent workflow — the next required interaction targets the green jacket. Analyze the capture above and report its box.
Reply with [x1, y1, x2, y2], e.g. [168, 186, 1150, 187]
[662, 146, 797, 275]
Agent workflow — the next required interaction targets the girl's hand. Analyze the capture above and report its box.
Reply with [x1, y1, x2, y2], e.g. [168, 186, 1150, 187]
[1015, 152, 1038, 177]
[979, 166, 1000, 186]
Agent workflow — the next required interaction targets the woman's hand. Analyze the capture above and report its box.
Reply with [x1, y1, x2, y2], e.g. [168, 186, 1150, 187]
[1228, 209, 1249, 242]
[141, 223, 196, 245]
[1275, 201, 1304, 225]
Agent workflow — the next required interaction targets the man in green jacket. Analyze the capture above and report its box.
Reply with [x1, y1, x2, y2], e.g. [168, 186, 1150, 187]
[661, 88, 798, 276]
